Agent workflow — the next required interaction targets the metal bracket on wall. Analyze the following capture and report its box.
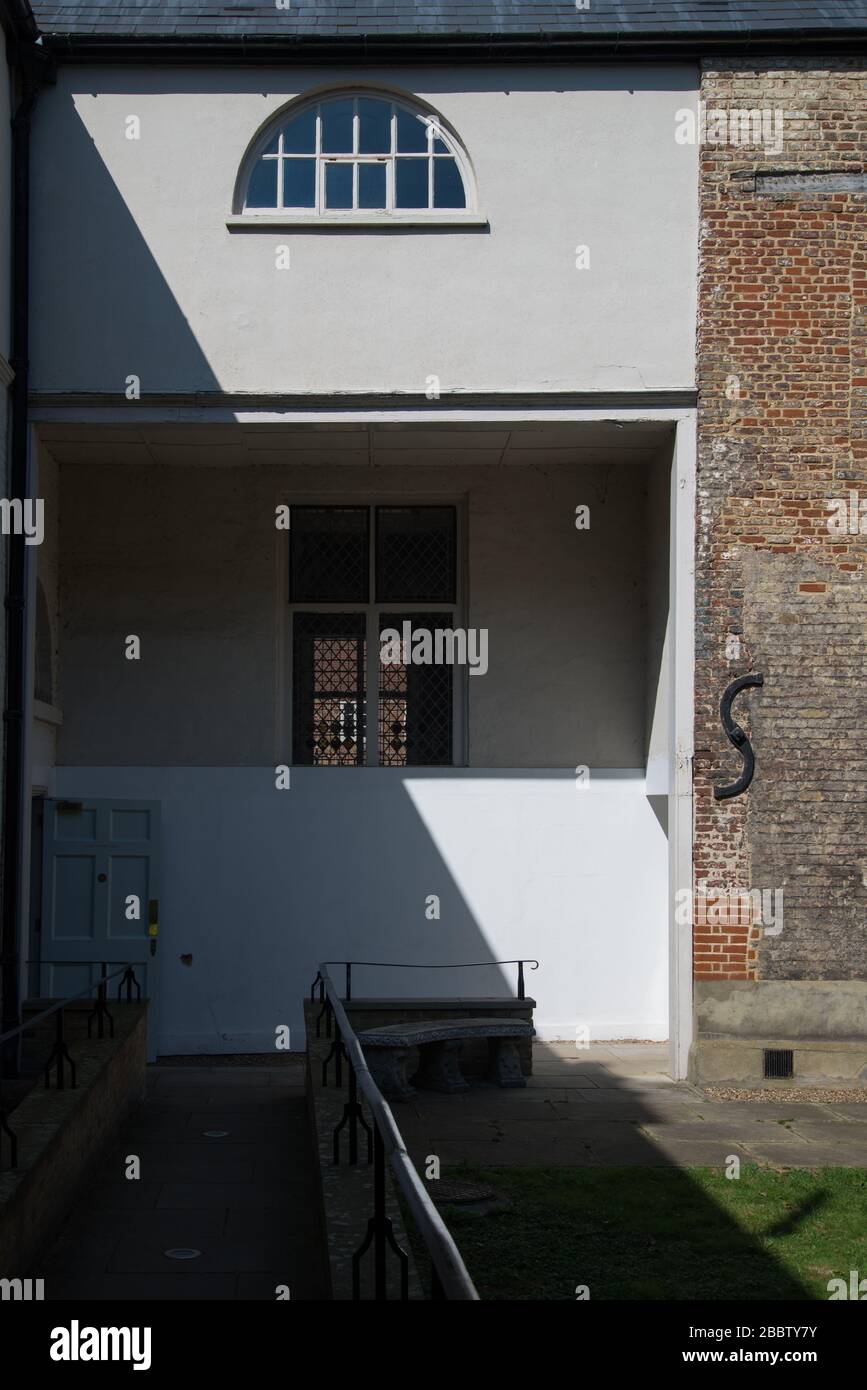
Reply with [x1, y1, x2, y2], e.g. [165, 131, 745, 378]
[714, 673, 764, 801]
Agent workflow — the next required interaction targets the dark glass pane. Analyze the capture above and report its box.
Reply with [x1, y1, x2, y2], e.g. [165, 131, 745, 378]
[358, 97, 391, 154]
[283, 158, 316, 208]
[321, 98, 354, 153]
[396, 109, 428, 152]
[395, 158, 428, 209]
[325, 162, 353, 210]
[293, 613, 367, 766]
[245, 158, 278, 208]
[289, 507, 369, 602]
[378, 613, 453, 767]
[358, 162, 386, 210]
[433, 157, 466, 209]
[376, 506, 457, 602]
[282, 108, 316, 154]
[262, 133, 280, 156]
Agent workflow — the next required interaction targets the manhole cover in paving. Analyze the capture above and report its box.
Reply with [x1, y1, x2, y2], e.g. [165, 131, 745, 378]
[164, 1248, 202, 1260]
[429, 1180, 499, 1206]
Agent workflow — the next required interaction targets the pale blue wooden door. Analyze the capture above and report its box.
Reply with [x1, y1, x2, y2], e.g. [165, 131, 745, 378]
[40, 799, 161, 1060]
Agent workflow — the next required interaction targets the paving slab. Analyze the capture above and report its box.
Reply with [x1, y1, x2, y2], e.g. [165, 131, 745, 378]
[155, 1181, 297, 1210]
[638, 1121, 810, 1144]
[739, 1138, 867, 1168]
[106, 1235, 292, 1275]
[788, 1119, 867, 1138]
[550, 1086, 699, 1106]
[58, 1209, 227, 1245]
[698, 1102, 848, 1123]
[44, 1232, 119, 1273]
[223, 1208, 319, 1240]
[632, 1139, 754, 1167]
[85, 1180, 163, 1210]
[823, 1105, 867, 1122]
[150, 1070, 274, 1089]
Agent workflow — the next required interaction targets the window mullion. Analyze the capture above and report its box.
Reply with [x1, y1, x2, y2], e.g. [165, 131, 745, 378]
[315, 107, 322, 214]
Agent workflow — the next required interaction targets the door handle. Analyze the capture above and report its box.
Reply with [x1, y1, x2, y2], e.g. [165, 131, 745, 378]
[148, 899, 159, 956]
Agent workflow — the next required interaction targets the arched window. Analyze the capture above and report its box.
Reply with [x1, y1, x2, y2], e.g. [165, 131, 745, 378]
[238, 91, 476, 220]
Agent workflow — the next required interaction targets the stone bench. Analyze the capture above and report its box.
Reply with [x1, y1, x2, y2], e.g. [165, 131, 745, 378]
[358, 1018, 535, 1101]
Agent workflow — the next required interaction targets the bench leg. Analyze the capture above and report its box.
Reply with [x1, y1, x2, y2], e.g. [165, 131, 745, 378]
[488, 1038, 526, 1088]
[365, 1046, 416, 1101]
[412, 1039, 469, 1094]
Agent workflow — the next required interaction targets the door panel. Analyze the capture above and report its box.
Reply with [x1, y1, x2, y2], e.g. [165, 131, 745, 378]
[40, 798, 161, 1058]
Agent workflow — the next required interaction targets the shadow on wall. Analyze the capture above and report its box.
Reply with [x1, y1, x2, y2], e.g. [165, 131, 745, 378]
[48, 766, 668, 1055]
[31, 98, 221, 393]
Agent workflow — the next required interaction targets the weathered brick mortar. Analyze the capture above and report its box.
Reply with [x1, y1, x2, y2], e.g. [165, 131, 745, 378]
[696, 58, 867, 985]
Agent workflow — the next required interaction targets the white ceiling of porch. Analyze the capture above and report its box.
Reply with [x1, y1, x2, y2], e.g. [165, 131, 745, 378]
[38, 420, 674, 469]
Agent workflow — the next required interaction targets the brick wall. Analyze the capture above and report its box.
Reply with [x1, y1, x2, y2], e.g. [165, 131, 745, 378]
[696, 58, 867, 986]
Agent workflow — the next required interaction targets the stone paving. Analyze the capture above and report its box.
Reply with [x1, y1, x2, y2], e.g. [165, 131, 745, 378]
[397, 1042, 867, 1171]
[41, 1061, 328, 1300]
[35, 1044, 866, 1302]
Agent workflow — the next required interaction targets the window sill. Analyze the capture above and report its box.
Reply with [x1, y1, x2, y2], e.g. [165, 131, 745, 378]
[227, 212, 489, 231]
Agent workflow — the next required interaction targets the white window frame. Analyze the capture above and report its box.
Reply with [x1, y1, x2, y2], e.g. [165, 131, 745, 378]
[285, 500, 467, 768]
[230, 89, 486, 229]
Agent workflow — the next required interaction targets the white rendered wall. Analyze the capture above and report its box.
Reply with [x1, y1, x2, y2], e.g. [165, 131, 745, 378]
[29, 63, 698, 395]
[53, 765, 669, 1051]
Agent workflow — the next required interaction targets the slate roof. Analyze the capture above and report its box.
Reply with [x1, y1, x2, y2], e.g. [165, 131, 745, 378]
[27, 1, 867, 44]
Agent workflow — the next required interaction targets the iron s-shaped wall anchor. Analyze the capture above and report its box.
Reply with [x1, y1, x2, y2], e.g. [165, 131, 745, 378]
[714, 673, 764, 800]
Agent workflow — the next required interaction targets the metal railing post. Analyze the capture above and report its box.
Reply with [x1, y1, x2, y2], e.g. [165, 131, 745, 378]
[321, 963, 471, 1301]
[373, 1127, 387, 1300]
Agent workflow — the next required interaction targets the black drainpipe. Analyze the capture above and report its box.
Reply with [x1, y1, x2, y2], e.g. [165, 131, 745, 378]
[1, 45, 43, 1074]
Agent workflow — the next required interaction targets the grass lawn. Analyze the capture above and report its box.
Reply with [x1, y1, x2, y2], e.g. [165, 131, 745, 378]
[433, 1164, 867, 1300]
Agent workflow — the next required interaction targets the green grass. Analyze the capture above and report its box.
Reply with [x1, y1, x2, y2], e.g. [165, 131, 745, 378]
[432, 1164, 867, 1300]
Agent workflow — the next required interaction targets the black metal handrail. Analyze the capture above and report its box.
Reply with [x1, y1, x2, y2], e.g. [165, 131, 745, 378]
[312, 963, 479, 1302]
[0, 960, 141, 1172]
[318, 958, 540, 1003]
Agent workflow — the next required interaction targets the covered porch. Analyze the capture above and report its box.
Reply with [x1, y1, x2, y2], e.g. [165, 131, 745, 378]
[26, 408, 694, 1072]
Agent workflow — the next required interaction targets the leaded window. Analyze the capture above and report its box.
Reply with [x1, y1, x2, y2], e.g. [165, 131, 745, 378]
[290, 506, 459, 766]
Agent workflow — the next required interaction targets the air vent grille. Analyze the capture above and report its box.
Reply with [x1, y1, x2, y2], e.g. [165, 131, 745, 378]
[763, 1048, 793, 1079]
